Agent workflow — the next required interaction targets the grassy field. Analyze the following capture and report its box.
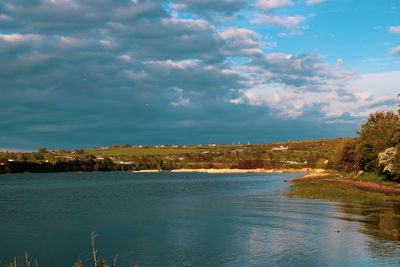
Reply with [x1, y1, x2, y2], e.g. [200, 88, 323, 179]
[84, 146, 202, 156]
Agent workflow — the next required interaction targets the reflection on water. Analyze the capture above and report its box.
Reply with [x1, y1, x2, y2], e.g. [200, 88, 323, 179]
[335, 202, 400, 241]
[334, 201, 400, 264]
[0, 172, 400, 266]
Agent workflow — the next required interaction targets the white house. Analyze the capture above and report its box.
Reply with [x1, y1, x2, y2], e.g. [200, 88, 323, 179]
[272, 146, 289, 150]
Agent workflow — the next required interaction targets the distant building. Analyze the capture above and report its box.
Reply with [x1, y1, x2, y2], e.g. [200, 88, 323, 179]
[120, 161, 134, 165]
[272, 146, 289, 150]
[94, 153, 105, 160]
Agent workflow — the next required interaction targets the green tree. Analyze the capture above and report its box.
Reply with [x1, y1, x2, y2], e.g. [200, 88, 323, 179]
[38, 148, 47, 153]
[338, 139, 361, 173]
[357, 110, 399, 172]
[378, 147, 400, 179]
[75, 149, 84, 154]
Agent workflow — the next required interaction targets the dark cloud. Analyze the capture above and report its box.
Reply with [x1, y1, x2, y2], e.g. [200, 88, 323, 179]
[246, 52, 358, 90]
[170, 0, 247, 15]
[0, 0, 386, 150]
[2, 0, 167, 34]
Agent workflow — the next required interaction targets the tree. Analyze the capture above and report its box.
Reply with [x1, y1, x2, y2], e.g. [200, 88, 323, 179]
[75, 149, 84, 154]
[121, 144, 130, 148]
[338, 139, 361, 173]
[379, 147, 400, 181]
[38, 148, 47, 153]
[357, 111, 399, 172]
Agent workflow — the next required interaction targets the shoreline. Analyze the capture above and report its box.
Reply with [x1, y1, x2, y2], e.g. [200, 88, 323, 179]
[289, 172, 400, 196]
[132, 168, 327, 174]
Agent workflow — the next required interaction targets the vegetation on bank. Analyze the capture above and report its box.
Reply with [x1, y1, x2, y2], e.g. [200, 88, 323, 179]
[335, 108, 400, 182]
[288, 176, 397, 205]
[0, 138, 351, 174]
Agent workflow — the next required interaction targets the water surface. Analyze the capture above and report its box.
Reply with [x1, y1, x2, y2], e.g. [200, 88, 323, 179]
[1, 172, 399, 266]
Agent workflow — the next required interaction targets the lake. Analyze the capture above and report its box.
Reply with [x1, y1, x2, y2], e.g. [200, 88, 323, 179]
[1, 172, 400, 266]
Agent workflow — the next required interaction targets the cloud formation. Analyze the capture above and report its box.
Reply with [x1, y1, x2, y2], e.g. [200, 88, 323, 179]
[0, 0, 398, 149]
[251, 14, 306, 35]
[254, 0, 294, 11]
[170, 0, 247, 15]
[389, 46, 400, 56]
[389, 26, 400, 34]
[306, 0, 332, 5]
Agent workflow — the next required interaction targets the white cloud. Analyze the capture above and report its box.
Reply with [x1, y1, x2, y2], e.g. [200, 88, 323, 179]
[219, 27, 264, 57]
[0, 33, 41, 43]
[0, 14, 10, 20]
[170, 88, 190, 107]
[220, 27, 258, 39]
[100, 39, 111, 47]
[240, 68, 399, 120]
[335, 58, 343, 68]
[345, 71, 400, 97]
[254, 0, 293, 11]
[118, 55, 131, 61]
[389, 26, 400, 34]
[58, 36, 87, 47]
[251, 14, 306, 33]
[306, 0, 331, 5]
[389, 46, 400, 56]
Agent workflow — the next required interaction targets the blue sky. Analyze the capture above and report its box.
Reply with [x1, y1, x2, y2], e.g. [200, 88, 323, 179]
[0, 0, 399, 150]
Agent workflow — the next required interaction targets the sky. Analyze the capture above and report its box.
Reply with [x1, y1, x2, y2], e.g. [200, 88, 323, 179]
[0, 0, 399, 151]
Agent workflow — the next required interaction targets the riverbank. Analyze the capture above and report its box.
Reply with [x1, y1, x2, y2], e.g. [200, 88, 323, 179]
[287, 172, 400, 196]
[287, 175, 400, 239]
[131, 168, 326, 174]
[169, 168, 326, 174]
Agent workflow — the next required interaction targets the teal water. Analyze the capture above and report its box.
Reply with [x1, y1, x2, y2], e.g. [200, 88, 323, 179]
[0, 172, 399, 266]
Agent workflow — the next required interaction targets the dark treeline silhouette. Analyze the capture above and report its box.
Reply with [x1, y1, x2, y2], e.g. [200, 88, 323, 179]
[0, 156, 185, 174]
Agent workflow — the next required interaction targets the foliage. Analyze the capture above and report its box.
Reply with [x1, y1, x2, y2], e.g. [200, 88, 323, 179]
[238, 159, 265, 169]
[379, 147, 400, 181]
[357, 110, 399, 173]
[75, 149, 84, 154]
[37, 148, 47, 154]
[337, 138, 361, 173]
[336, 106, 400, 181]
[1, 138, 352, 174]
[350, 171, 386, 182]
